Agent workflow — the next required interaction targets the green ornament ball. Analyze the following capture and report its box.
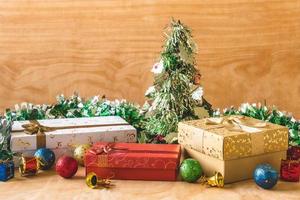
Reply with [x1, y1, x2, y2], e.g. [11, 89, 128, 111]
[180, 158, 202, 183]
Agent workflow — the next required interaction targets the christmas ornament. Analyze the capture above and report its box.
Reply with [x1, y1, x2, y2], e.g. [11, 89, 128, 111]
[19, 156, 40, 177]
[280, 159, 300, 182]
[73, 144, 91, 166]
[34, 148, 55, 170]
[180, 158, 202, 182]
[86, 172, 114, 189]
[193, 71, 202, 85]
[151, 60, 164, 74]
[199, 172, 224, 188]
[56, 156, 78, 178]
[191, 87, 204, 101]
[0, 160, 14, 181]
[151, 134, 166, 144]
[253, 164, 278, 189]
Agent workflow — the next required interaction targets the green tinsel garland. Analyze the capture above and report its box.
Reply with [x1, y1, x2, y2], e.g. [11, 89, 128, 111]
[215, 103, 300, 146]
[5, 94, 145, 132]
[0, 94, 146, 159]
[1, 95, 299, 147]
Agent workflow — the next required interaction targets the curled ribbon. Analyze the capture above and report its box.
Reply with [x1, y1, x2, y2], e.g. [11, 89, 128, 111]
[205, 116, 267, 133]
[89, 143, 128, 155]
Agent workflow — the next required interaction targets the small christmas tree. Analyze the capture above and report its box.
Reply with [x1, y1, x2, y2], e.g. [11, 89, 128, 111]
[144, 19, 212, 137]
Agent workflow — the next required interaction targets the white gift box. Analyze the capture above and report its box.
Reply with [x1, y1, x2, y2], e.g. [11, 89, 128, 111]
[11, 116, 137, 153]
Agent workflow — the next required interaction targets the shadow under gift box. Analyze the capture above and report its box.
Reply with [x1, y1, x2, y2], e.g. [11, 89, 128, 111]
[85, 142, 181, 181]
[178, 116, 289, 184]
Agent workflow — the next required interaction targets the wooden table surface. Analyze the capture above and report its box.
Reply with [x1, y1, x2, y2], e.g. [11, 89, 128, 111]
[1, 167, 299, 200]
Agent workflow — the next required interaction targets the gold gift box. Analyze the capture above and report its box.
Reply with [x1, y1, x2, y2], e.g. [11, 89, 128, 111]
[178, 115, 288, 160]
[178, 115, 289, 183]
[183, 146, 286, 183]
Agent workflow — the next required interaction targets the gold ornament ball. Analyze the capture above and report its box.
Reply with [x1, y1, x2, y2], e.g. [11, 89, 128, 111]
[73, 144, 91, 166]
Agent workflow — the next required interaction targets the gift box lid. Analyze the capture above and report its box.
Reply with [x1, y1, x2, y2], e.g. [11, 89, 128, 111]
[178, 115, 289, 160]
[10, 116, 137, 151]
[86, 142, 181, 170]
[12, 116, 129, 131]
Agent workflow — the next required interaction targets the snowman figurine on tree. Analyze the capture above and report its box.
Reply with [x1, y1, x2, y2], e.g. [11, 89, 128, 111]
[144, 19, 213, 141]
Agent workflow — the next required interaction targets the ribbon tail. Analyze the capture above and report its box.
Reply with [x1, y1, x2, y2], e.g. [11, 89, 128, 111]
[36, 130, 46, 149]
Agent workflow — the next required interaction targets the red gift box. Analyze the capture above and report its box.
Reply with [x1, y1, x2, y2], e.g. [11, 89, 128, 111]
[280, 159, 300, 182]
[287, 146, 300, 160]
[85, 142, 181, 181]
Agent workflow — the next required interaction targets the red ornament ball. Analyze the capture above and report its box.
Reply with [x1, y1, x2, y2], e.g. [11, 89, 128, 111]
[56, 156, 78, 178]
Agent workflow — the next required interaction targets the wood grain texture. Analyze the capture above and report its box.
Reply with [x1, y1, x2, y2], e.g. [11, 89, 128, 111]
[0, 0, 299, 117]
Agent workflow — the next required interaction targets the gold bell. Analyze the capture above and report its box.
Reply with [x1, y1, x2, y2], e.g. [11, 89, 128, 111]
[86, 172, 114, 189]
[200, 172, 224, 188]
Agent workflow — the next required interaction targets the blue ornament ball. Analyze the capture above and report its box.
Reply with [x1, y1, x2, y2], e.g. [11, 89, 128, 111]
[253, 164, 278, 189]
[34, 148, 55, 170]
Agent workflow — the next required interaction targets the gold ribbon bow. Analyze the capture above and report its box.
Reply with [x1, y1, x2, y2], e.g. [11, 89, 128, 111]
[205, 116, 267, 133]
[22, 120, 56, 149]
[89, 143, 128, 155]
[22, 120, 56, 135]
[89, 143, 128, 168]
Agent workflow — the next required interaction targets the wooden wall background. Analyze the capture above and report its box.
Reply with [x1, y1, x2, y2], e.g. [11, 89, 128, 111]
[0, 0, 299, 117]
